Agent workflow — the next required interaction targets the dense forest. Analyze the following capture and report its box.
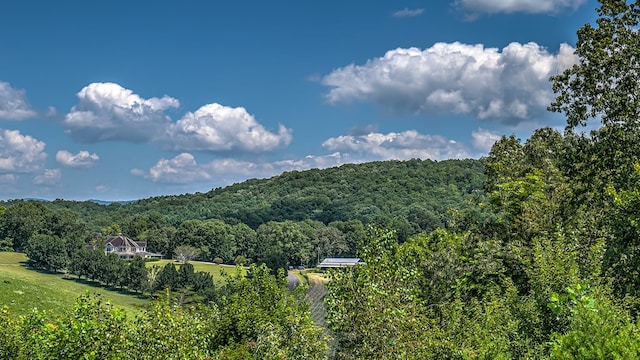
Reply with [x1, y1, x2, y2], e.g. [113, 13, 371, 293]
[3, 1, 640, 358]
[0, 158, 486, 269]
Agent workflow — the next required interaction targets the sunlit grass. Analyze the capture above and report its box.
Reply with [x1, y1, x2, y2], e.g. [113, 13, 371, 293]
[0, 252, 149, 316]
[146, 259, 243, 282]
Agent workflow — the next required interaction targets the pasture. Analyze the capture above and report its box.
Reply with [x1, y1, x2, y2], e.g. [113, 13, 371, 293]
[0, 252, 149, 316]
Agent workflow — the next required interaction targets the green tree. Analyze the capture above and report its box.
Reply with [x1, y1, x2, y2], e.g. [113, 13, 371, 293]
[98, 253, 123, 287]
[25, 234, 68, 272]
[145, 226, 177, 257]
[549, 285, 640, 359]
[100, 223, 122, 236]
[177, 262, 195, 289]
[549, 0, 640, 130]
[314, 225, 348, 265]
[156, 263, 180, 291]
[325, 227, 433, 358]
[216, 264, 328, 359]
[1, 201, 51, 251]
[127, 255, 148, 293]
[548, 0, 640, 306]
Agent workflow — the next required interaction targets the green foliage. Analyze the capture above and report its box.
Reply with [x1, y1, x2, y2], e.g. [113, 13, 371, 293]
[1, 273, 328, 359]
[25, 234, 68, 272]
[127, 256, 148, 293]
[216, 264, 328, 359]
[550, 0, 640, 130]
[549, 285, 640, 359]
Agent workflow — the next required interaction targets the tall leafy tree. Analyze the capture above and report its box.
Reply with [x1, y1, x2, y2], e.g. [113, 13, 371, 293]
[0, 202, 51, 251]
[549, 0, 640, 130]
[25, 234, 68, 272]
[127, 255, 149, 293]
[549, 0, 640, 305]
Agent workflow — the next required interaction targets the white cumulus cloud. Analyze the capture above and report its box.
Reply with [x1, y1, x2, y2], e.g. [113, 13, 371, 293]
[472, 128, 502, 152]
[455, 0, 585, 14]
[134, 154, 334, 185]
[0, 129, 47, 173]
[56, 150, 100, 168]
[0, 82, 37, 120]
[167, 103, 293, 152]
[322, 42, 577, 124]
[145, 153, 212, 183]
[322, 130, 470, 161]
[64, 82, 179, 143]
[33, 169, 62, 185]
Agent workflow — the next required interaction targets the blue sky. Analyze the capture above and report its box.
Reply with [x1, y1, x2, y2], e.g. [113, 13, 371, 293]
[0, 0, 597, 200]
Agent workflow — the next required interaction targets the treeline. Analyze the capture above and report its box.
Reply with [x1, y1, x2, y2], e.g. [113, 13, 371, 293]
[1, 157, 485, 234]
[67, 250, 215, 300]
[0, 159, 486, 269]
[0, 264, 328, 359]
[0, 202, 366, 269]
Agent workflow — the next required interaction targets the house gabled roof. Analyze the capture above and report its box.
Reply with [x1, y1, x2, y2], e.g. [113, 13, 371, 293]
[103, 234, 162, 259]
[318, 258, 365, 268]
[105, 234, 143, 248]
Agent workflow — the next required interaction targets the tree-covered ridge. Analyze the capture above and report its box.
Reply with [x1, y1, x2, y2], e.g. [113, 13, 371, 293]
[0, 158, 486, 270]
[12, 158, 484, 232]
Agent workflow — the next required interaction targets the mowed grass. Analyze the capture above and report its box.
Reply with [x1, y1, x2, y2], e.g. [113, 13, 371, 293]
[146, 259, 243, 282]
[0, 252, 149, 316]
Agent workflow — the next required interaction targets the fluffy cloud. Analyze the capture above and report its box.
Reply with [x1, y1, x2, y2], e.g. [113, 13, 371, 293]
[143, 153, 212, 183]
[0, 129, 47, 173]
[167, 103, 293, 152]
[322, 130, 470, 161]
[135, 128, 477, 184]
[472, 128, 502, 152]
[393, 8, 424, 17]
[323, 42, 577, 124]
[134, 154, 317, 185]
[0, 82, 37, 120]
[33, 169, 62, 185]
[455, 0, 585, 14]
[63, 83, 292, 154]
[63, 82, 179, 143]
[56, 150, 100, 168]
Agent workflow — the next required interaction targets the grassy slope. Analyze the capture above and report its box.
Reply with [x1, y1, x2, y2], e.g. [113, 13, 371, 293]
[146, 259, 241, 282]
[0, 252, 149, 316]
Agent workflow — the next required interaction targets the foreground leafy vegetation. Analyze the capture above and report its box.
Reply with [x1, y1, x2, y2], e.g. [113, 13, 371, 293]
[0, 264, 328, 360]
[324, 1, 640, 358]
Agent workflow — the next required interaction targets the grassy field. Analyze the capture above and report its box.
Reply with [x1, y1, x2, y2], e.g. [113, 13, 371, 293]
[146, 259, 242, 282]
[0, 252, 149, 316]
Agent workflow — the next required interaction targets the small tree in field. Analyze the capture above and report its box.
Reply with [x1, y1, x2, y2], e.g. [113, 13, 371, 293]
[174, 245, 200, 263]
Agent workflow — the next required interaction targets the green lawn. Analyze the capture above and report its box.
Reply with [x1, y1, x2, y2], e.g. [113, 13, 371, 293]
[146, 259, 243, 282]
[0, 252, 149, 316]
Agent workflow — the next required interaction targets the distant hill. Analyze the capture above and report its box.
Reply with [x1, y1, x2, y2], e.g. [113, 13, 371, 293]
[33, 158, 486, 237]
[87, 199, 135, 206]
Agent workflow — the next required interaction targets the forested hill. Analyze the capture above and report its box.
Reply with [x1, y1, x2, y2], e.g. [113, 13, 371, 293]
[13, 158, 486, 235]
[146, 158, 485, 228]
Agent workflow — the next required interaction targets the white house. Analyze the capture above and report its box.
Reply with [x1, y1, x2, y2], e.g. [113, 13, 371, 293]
[104, 234, 163, 259]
